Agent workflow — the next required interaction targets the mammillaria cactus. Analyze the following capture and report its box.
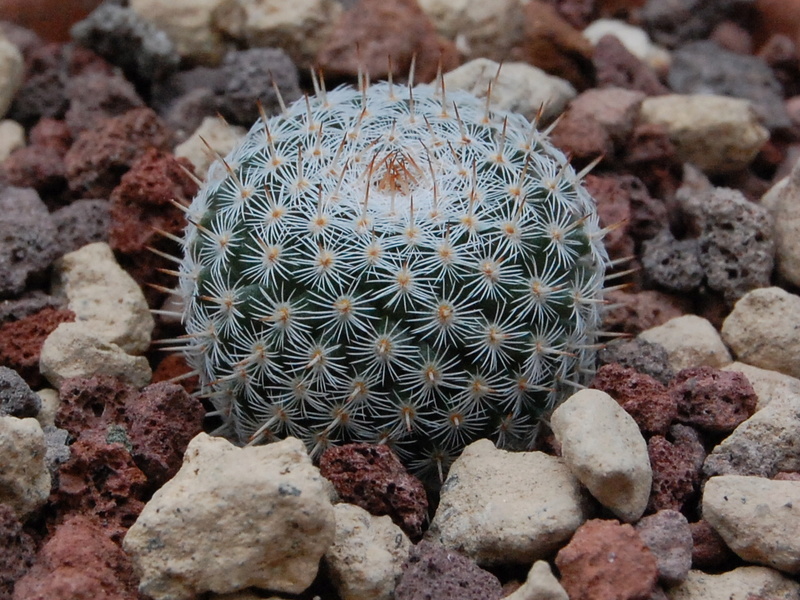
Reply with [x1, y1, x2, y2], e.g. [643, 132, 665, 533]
[175, 73, 610, 479]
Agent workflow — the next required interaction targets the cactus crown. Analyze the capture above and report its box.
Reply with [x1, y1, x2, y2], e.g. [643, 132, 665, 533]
[178, 77, 609, 479]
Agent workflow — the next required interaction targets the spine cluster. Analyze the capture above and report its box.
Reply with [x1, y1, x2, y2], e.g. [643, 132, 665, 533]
[177, 77, 609, 478]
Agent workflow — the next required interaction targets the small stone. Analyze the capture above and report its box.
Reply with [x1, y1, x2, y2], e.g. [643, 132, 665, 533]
[63, 71, 145, 136]
[70, 3, 179, 87]
[555, 519, 658, 600]
[502, 560, 569, 600]
[0, 503, 36, 600]
[635, 510, 692, 586]
[639, 315, 732, 372]
[768, 157, 800, 288]
[35, 388, 59, 428]
[721, 361, 800, 411]
[316, 0, 457, 83]
[53, 242, 154, 355]
[11, 514, 141, 600]
[511, 0, 595, 90]
[64, 107, 173, 198]
[123, 435, 336, 599]
[648, 425, 706, 513]
[0, 307, 75, 388]
[639, 94, 768, 175]
[215, 48, 301, 127]
[51, 199, 110, 254]
[417, 0, 526, 61]
[216, 0, 342, 67]
[641, 229, 704, 294]
[551, 389, 652, 522]
[325, 503, 411, 600]
[679, 186, 775, 305]
[394, 540, 503, 600]
[670, 366, 757, 433]
[599, 340, 675, 388]
[0, 32, 23, 119]
[592, 34, 670, 96]
[689, 519, 736, 570]
[0, 366, 40, 418]
[591, 363, 677, 436]
[669, 40, 789, 131]
[703, 390, 800, 478]
[641, 0, 756, 48]
[583, 19, 671, 72]
[0, 119, 25, 162]
[444, 58, 576, 123]
[602, 290, 689, 337]
[319, 443, 428, 540]
[703, 475, 800, 574]
[39, 323, 152, 389]
[666, 566, 800, 600]
[129, 0, 229, 66]
[174, 116, 245, 177]
[721, 287, 800, 378]
[0, 185, 61, 297]
[427, 439, 589, 566]
[52, 433, 147, 544]
[0, 415, 50, 519]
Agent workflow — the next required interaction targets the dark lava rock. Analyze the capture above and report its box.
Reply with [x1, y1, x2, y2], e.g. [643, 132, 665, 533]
[70, 2, 179, 89]
[680, 186, 774, 306]
[11, 514, 141, 600]
[51, 199, 110, 254]
[592, 34, 670, 96]
[320, 443, 428, 540]
[0, 186, 61, 298]
[669, 366, 757, 433]
[42, 426, 71, 482]
[689, 519, 736, 570]
[64, 71, 145, 136]
[0, 307, 75, 388]
[641, 0, 757, 49]
[394, 540, 503, 600]
[0, 503, 36, 600]
[598, 338, 676, 386]
[647, 424, 706, 513]
[64, 107, 173, 198]
[641, 229, 704, 294]
[591, 363, 678, 436]
[635, 510, 693, 586]
[0, 366, 40, 418]
[669, 40, 790, 131]
[217, 47, 301, 127]
[0, 291, 64, 324]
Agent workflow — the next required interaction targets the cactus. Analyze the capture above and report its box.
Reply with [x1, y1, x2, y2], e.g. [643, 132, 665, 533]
[176, 75, 609, 479]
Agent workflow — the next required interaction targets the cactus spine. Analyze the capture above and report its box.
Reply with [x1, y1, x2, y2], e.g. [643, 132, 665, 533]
[177, 76, 609, 478]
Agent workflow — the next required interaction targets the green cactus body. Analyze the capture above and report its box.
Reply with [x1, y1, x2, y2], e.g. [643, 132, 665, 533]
[178, 79, 608, 478]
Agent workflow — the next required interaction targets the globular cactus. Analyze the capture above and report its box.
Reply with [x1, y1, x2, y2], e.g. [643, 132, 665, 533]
[176, 74, 609, 479]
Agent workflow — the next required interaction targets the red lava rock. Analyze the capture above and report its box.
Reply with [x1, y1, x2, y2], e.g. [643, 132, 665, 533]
[550, 109, 614, 169]
[669, 366, 758, 434]
[29, 118, 72, 153]
[585, 174, 634, 261]
[689, 519, 736, 570]
[0, 503, 37, 600]
[56, 376, 204, 490]
[64, 71, 145, 136]
[591, 363, 677, 437]
[394, 540, 503, 600]
[598, 338, 675, 386]
[774, 471, 800, 481]
[2, 146, 68, 201]
[126, 382, 205, 489]
[592, 35, 669, 96]
[754, 0, 800, 51]
[511, 0, 595, 90]
[0, 308, 75, 389]
[647, 424, 706, 513]
[64, 107, 173, 198]
[320, 443, 428, 540]
[710, 20, 754, 55]
[11, 514, 140, 600]
[622, 123, 681, 199]
[108, 148, 195, 305]
[550, 0, 596, 29]
[316, 0, 459, 84]
[602, 289, 689, 336]
[555, 518, 658, 600]
[588, 174, 668, 243]
[152, 353, 199, 394]
[52, 435, 147, 544]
